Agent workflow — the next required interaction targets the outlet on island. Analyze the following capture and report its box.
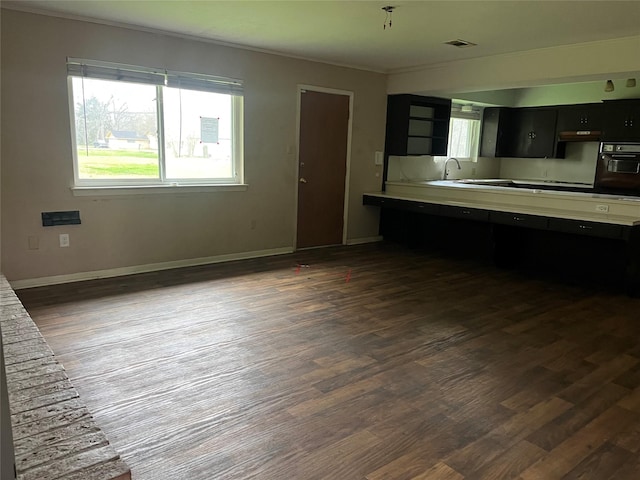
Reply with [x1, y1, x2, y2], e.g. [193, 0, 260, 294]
[595, 204, 609, 213]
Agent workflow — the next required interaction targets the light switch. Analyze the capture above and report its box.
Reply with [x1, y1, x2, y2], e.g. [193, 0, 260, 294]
[374, 151, 384, 165]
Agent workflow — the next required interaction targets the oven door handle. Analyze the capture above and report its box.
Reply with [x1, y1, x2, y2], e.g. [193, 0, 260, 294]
[604, 156, 640, 174]
[603, 154, 638, 160]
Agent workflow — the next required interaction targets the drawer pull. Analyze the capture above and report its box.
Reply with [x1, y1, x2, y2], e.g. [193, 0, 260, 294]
[513, 216, 522, 221]
[461, 210, 471, 215]
[579, 225, 592, 230]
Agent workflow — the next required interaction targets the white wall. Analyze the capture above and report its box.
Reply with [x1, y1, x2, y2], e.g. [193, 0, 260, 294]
[386, 156, 500, 182]
[0, 10, 387, 284]
[386, 144, 600, 186]
[452, 79, 640, 108]
[499, 142, 600, 185]
[390, 36, 640, 97]
[512, 80, 640, 107]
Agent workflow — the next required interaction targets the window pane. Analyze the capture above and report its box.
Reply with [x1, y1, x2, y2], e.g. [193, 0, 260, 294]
[72, 77, 159, 179]
[162, 88, 234, 180]
[448, 117, 480, 158]
[449, 118, 471, 157]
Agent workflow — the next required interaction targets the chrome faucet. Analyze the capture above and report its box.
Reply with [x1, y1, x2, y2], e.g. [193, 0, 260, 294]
[443, 157, 461, 180]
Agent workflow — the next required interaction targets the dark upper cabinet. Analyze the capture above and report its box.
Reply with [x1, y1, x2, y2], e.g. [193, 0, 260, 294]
[602, 99, 640, 141]
[480, 107, 512, 157]
[384, 94, 452, 156]
[481, 107, 558, 158]
[508, 108, 558, 158]
[556, 103, 603, 133]
[479, 99, 640, 158]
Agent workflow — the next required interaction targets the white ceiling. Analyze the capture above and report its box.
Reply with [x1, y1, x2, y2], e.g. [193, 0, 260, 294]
[4, 0, 640, 73]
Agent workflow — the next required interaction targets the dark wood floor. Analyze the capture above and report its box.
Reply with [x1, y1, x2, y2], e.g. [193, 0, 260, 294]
[17, 243, 640, 479]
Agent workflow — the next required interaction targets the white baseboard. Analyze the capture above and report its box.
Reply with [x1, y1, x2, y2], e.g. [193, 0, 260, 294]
[346, 235, 383, 245]
[10, 247, 294, 290]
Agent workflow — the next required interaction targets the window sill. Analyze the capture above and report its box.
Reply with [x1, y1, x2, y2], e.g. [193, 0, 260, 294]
[71, 183, 249, 196]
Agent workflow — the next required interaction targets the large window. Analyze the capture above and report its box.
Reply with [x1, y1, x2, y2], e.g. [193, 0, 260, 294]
[68, 59, 243, 186]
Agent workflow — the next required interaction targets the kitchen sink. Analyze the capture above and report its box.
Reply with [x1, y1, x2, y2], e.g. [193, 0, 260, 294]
[454, 179, 516, 187]
[454, 178, 594, 192]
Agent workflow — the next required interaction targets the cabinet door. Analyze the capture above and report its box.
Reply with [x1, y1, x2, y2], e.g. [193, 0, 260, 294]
[480, 107, 513, 157]
[603, 99, 640, 141]
[384, 95, 411, 155]
[556, 104, 602, 132]
[510, 108, 557, 158]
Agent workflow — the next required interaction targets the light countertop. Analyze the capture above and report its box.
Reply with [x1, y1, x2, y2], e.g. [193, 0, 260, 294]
[366, 180, 640, 226]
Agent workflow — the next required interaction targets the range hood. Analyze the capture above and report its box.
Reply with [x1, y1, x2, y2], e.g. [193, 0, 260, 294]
[557, 130, 602, 142]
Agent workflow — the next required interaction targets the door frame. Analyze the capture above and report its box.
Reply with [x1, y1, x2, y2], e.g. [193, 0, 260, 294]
[293, 85, 354, 250]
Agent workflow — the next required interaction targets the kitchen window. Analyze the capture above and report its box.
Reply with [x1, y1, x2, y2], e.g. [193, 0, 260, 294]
[67, 58, 244, 188]
[437, 104, 481, 161]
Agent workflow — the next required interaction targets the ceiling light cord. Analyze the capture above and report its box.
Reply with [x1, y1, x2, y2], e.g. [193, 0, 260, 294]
[382, 6, 395, 30]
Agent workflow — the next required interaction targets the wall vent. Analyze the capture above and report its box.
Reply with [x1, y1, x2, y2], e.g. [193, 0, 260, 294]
[42, 211, 81, 227]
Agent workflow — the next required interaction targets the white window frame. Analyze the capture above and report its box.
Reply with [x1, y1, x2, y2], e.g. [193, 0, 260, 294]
[67, 58, 244, 188]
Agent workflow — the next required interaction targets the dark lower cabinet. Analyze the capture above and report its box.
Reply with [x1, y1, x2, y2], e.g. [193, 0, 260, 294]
[363, 195, 439, 215]
[440, 205, 489, 222]
[547, 218, 623, 239]
[490, 211, 549, 230]
[493, 226, 629, 288]
[364, 195, 640, 296]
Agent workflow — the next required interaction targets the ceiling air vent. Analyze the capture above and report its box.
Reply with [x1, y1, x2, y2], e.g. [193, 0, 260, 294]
[444, 39, 477, 48]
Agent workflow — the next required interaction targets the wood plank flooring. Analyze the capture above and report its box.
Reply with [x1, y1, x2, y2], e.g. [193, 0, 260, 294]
[16, 243, 640, 479]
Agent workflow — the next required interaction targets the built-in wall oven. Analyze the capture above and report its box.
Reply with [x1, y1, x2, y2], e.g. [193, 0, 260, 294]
[594, 143, 640, 195]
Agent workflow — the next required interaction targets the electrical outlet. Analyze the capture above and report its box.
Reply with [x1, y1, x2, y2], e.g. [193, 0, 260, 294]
[59, 233, 70, 247]
[542, 169, 548, 178]
[471, 167, 477, 177]
[595, 204, 609, 213]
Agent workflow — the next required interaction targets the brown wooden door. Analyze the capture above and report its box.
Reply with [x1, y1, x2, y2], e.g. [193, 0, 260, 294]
[296, 90, 350, 249]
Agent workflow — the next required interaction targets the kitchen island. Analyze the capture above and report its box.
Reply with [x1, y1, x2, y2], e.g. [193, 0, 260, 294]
[364, 180, 640, 295]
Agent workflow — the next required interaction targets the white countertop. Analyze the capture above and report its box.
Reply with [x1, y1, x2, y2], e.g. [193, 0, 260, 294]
[366, 179, 640, 226]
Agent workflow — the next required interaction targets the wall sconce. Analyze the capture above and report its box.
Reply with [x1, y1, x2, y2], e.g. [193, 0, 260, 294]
[604, 80, 614, 92]
[626, 78, 637, 88]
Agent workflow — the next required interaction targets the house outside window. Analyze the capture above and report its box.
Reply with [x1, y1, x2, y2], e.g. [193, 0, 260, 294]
[67, 58, 244, 187]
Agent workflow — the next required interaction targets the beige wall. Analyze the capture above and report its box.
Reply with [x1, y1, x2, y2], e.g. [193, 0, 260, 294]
[0, 10, 387, 283]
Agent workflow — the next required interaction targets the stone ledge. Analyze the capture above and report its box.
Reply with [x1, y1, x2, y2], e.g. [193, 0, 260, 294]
[1, 274, 131, 480]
